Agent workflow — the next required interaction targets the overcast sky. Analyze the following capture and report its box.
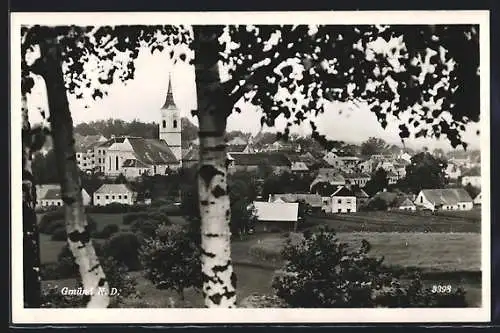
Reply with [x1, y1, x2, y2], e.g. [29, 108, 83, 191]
[26, 42, 480, 151]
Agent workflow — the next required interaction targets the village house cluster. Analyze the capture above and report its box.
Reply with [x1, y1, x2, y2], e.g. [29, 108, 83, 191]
[34, 75, 482, 225]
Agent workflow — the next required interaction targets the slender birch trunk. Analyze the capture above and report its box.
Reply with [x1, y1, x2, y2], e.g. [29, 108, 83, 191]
[193, 26, 237, 308]
[22, 92, 42, 308]
[37, 34, 109, 308]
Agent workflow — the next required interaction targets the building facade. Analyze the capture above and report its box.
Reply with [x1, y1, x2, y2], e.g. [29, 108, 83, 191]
[93, 184, 135, 206]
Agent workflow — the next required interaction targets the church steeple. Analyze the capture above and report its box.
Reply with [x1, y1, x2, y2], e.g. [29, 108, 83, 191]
[161, 73, 177, 110]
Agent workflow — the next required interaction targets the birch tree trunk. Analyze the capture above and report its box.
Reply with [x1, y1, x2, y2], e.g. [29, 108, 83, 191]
[36, 34, 110, 308]
[22, 92, 41, 308]
[193, 26, 237, 308]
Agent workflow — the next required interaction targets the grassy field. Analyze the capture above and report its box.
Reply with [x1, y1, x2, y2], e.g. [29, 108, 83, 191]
[38, 211, 482, 308]
[306, 210, 481, 233]
[247, 232, 481, 273]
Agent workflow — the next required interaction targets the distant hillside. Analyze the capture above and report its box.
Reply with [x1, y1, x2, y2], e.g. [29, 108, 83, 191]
[72, 118, 199, 143]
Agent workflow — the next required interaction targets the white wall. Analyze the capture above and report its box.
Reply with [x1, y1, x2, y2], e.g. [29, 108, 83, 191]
[461, 176, 481, 188]
[39, 199, 63, 207]
[93, 191, 134, 206]
[331, 196, 356, 213]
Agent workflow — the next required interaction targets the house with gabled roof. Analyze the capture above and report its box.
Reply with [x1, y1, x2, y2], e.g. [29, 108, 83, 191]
[330, 185, 357, 213]
[269, 193, 323, 210]
[93, 183, 135, 206]
[414, 188, 473, 211]
[36, 184, 91, 207]
[394, 196, 416, 211]
[75, 134, 108, 172]
[252, 201, 299, 232]
[228, 152, 291, 174]
[461, 167, 481, 188]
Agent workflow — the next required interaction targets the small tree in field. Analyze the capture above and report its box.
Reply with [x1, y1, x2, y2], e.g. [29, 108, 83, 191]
[273, 227, 467, 308]
[139, 224, 202, 302]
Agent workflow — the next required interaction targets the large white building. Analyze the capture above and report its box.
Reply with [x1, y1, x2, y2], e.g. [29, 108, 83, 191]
[93, 184, 135, 206]
[414, 188, 473, 211]
[75, 75, 183, 178]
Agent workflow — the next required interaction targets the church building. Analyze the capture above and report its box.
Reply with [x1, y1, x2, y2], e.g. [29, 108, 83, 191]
[90, 74, 183, 178]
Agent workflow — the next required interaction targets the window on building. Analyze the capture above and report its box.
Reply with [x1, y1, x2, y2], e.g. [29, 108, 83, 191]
[173, 120, 178, 128]
[154, 165, 157, 174]
[96, 195, 100, 199]
[124, 195, 127, 199]
[116, 156, 119, 170]
[162, 120, 166, 128]
[109, 157, 111, 170]
[420, 196, 423, 203]
[347, 208, 351, 213]
[106, 195, 109, 199]
[338, 209, 341, 213]
[57, 202, 61, 206]
[112, 195, 115, 199]
[118, 195, 122, 199]
[337, 199, 341, 204]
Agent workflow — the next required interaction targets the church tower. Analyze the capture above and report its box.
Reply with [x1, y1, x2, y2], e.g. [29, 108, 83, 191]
[159, 74, 182, 162]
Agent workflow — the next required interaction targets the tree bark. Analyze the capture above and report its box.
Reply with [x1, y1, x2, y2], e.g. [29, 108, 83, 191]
[36, 33, 110, 308]
[193, 26, 237, 308]
[22, 92, 42, 308]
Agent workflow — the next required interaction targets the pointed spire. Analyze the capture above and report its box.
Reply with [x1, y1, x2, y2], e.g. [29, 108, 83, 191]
[161, 73, 177, 110]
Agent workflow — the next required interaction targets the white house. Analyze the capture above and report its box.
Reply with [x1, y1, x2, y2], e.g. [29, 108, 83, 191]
[253, 201, 299, 232]
[331, 186, 357, 213]
[461, 175, 481, 188]
[93, 184, 135, 206]
[75, 134, 108, 172]
[414, 188, 473, 211]
[394, 197, 416, 211]
[445, 162, 462, 180]
[461, 168, 481, 188]
[36, 184, 91, 207]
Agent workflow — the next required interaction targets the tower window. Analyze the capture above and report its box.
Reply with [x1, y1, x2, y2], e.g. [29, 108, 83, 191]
[116, 156, 119, 170]
[162, 120, 166, 128]
[173, 120, 178, 128]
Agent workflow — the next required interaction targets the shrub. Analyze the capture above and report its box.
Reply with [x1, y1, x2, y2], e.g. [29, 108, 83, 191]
[95, 224, 120, 239]
[45, 220, 65, 235]
[139, 224, 201, 300]
[38, 210, 65, 234]
[51, 227, 67, 241]
[273, 227, 468, 308]
[103, 232, 143, 271]
[40, 256, 139, 308]
[86, 203, 149, 214]
[41, 242, 139, 308]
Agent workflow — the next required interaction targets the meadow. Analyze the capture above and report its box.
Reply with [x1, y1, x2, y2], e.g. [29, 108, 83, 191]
[38, 209, 483, 307]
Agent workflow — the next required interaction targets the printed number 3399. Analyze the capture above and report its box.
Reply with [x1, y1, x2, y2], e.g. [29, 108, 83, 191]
[431, 285, 452, 293]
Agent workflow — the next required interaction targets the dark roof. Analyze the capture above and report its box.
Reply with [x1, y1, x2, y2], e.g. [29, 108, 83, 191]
[353, 188, 370, 198]
[343, 172, 371, 179]
[128, 138, 178, 164]
[310, 182, 337, 197]
[462, 167, 481, 177]
[421, 188, 473, 205]
[227, 144, 248, 153]
[43, 188, 62, 200]
[230, 152, 291, 167]
[97, 136, 127, 148]
[182, 146, 199, 161]
[122, 159, 149, 168]
[161, 75, 178, 110]
[74, 134, 107, 152]
[332, 186, 355, 197]
[394, 196, 415, 207]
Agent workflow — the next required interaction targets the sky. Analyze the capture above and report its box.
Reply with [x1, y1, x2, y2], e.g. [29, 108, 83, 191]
[26, 37, 481, 152]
